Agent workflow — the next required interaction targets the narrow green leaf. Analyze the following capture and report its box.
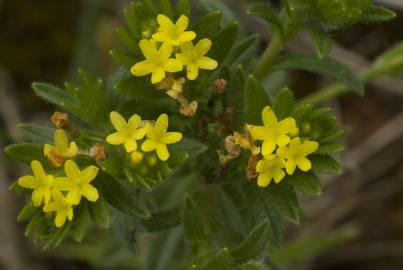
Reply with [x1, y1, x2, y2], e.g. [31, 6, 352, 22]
[192, 11, 222, 41]
[226, 35, 259, 68]
[287, 171, 322, 196]
[273, 87, 295, 120]
[5, 143, 47, 166]
[209, 22, 239, 64]
[73, 202, 89, 242]
[244, 75, 271, 125]
[198, 0, 235, 24]
[19, 123, 54, 144]
[18, 203, 40, 222]
[181, 196, 206, 243]
[110, 49, 137, 68]
[89, 196, 110, 229]
[176, 0, 191, 17]
[142, 207, 180, 232]
[116, 26, 139, 51]
[159, 0, 173, 18]
[114, 75, 159, 98]
[310, 154, 342, 176]
[169, 138, 208, 159]
[44, 223, 72, 250]
[316, 142, 344, 154]
[227, 66, 246, 130]
[306, 27, 333, 58]
[201, 248, 233, 270]
[248, 3, 283, 32]
[374, 41, 403, 76]
[231, 219, 271, 264]
[238, 264, 269, 270]
[361, 5, 396, 23]
[272, 54, 364, 95]
[266, 183, 300, 223]
[32, 82, 76, 109]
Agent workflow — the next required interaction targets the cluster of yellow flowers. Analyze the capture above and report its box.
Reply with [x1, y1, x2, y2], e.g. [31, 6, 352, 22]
[18, 129, 99, 227]
[236, 106, 319, 188]
[131, 14, 218, 84]
[106, 111, 182, 162]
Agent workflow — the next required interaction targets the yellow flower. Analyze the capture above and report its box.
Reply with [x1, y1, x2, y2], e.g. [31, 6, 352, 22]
[44, 129, 78, 167]
[141, 114, 182, 161]
[256, 155, 286, 187]
[152, 14, 196, 46]
[106, 111, 147, 153]
[251, 106, 299, 156]
[54, 160, 99, 205]
[18, 160, 54, 206]
[43, 189, 74, 228]
[131, 39, 183, 84]
[277, 137, 319, 175]
[175, 38, 218, 80]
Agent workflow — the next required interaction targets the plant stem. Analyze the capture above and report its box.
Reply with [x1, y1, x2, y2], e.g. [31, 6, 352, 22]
[254, 29, 284, 79]
[297, 67, 380, 105]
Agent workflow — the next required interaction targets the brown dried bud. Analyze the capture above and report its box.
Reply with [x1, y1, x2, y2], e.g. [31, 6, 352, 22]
[51, 111, 69, 129]
[46, 150, 67, 167]
[224, 135, 241, 157]
[213, 79, 227, 95]
[90, 143, 106, 161]
[246, 155, 258, 180]
[180, 100, 198, 117]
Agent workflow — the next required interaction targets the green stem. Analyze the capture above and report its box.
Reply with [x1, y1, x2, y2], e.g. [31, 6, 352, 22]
[254, 29, 285, 79]
[297, 68, 380, 105]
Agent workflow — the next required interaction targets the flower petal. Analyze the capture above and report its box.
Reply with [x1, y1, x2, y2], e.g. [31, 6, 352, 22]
[300, 140, 319, 155]
[186, 63, 199, 80]
[54, 129, 69, 154]
[55, 212, 67, 228]
[128, 114, 141, 130]
[106, 132, 126, 145]
[164, 59, 183, 73]
[152, 32, 171, 43]
[31, 160, 46, 179]
[18, 176, 36, 189]
[156, 143, 169, 161]
[139, 39, 158, 59]
[262, 106, 278, 127]
[261, 140, 276, 156]
[110, 111, 127, 131]
[67, 142, 78, 157]
[196, 57, 218, 70]
[195, 38, 212, 55]
[285, 159, 297, 175]
[141, 139, 157, 152]
[64, 160, 81, 179]
[155, 114, 168, 134]
[175, 15, 189, 31]
[297, 157, 312, 172]
[157, 14, 175, 30]
[82, 184, 99, 202]
[162, 132, 182, 144]
[53, 177, 73, 191]
[134, 127, 147, 140]
[179, 31, 196, 42]
[32, 189, 43, 206]
[276, 134, 290, 147]
[151, 67, 166, 84]
[279, 117, 297, 134]
[131, 60, 154, 76]
[124, 139, 137, 153]
[273, 169, 285, 183]
[67, 187, 82, 205]
[159, 42, 173, 60]
[250, 126, 270, 140]
[257, 173, 271, 187]
[82, 166, 99, 183]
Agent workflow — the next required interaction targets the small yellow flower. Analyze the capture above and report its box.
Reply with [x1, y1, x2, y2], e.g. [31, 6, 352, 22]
[18, 160, 54, 206]
[106, 111, 147, 153]
[152, 14, 196, 46]
[251, 106, 299, 156]
[175, 38, 218, 80]
[131, 39, 183, 84]
[141, 114, 182, 161]
[43, 189, 74, 228]
[256, 155, 286, 187]
[277, 137, 319, 175]
[44, 129, 78, 167]
[54, 160, 99, 205]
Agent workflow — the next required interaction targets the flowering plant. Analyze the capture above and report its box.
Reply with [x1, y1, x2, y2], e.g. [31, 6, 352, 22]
[5, 0, 401, 268]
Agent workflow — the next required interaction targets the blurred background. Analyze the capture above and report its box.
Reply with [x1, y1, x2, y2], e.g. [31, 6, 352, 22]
[1, 0, 403, 269]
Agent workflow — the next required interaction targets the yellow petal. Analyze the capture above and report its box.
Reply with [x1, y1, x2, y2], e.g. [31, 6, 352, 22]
[82, 185, 99, 202]
[159, 42, 173, 60]
[155, 114, 169, 133]
[301, 140, 319, 155]
[279, 117, 297, 134]
[152, 32, 171, 43]
[106, 132, 126, 145]
[64, 160, 80, 179]
[110, 111, 127, 131]
[31, 160, 46, 179]
[276, 134, 290, 147]
[43, 190, 52, 205]
[82, 166, 99, 183]
[257, 173, 271, 187]
[142, 139, 157, 152]
[55, 212, 67, 228]
[44, 144, 54, 158]
[67, 207, 74, 221]
[134, 127, 147, 140]
[179, 31, 196, 42]
[124, 139, 137, 153]
[32, 189, 43, 206]
[186, 63, 199, 80]
[289, 137, 301, 148]
[175, 15, 189, 31]
[43, 202, 57, 212]
[157, 14, 175, 30]
[250, 126, 269, 140]
[131, 60, 154, 76]
[285, 159, 297, 175]
[54, 129, 69, 154]
[156, 143, 169, 161]
[51, 189, 64, 203]
[179, 41, 193, 53]
[162, 132, 182, 144]
[196, 57, 218, 70]
[67, 187, 82, 205]
[151, 68, 166, 84]
[164, 59, 183, 73]
[67, 142, 78, 157]
[276, 146, 289, 159]
[195, 38, 212, 55]
[297, 157, 312, 172]
[53, 177, 73, 191]
[256, 160, 265, 173]
[175, 53, 188, 65]
[128, 114, 141, 130]
[139, 39, 158, 59]
[18, 176, 36, 188]
[273, 169, 285, 183]
[262, 106, 277, 127]
[261, 140, 276, 156]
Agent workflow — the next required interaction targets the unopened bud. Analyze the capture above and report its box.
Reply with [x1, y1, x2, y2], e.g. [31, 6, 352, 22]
[130, 151, 144, 165]
[180, 101, 198, 117]
[214, 79, 227, 95]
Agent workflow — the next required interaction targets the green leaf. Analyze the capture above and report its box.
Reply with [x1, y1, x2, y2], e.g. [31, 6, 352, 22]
[273, 87, 295, 120]
[192, 11, 222, 41]
[159, 0, 173, 18]
[238, 264, 269, 270]
[231, 219, 270, 264]
[266, 183, 300, 223]
[114, 75, 159, 98]
[361, 5, 396, 23]
[210, 22, 239, 64]
[306, 27, 333, 58]
[374, 41, 403, 76]
[244, 75, 271, 125]
[201, 248, 233, 270]
[110, 49, 137, 68]
[18, 203, 40, 222]
[227, 66, 246, 130]
[316, 142, 344, 154]
[310, 154, 342, 176]
[198, 0, 235, 24]
[95, 173, 151, 218]
[287, 171, 322, 196]
[181, 196, 206, 243]
[4, 143, 47, 166]
[19, 123, 54, 144]
[89, 196, 110, 229]
[272, 54, 364, 95]
[226, 35, 259, 68]
[116, 26, 139, 52]
[32, 83, 76, 110]
[169, 138, 208, 159]
[176, 0, 191, 17]
[73, 202, 89, 242]
[142, 207, 180, 232]
[44, 223, 72, 250]
[248, 3, 283, 33]
[123, 0, 158, 40]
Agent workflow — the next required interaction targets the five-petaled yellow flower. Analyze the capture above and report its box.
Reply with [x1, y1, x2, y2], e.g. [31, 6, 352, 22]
[44, 129, 78, 166]
[18, 160, 54, 206]
[152, 14, 196, 46]
[141, 114, 182, 161]
[277, 137, 319, 175]
[175, 38, 218, 80]
[106, 111, 147, 153]
[43, 189, 74, 227]
[131, 39, 183, 84]
[54, 160, 99, 205]
[251, 106, 299, 156]
[256, 155, 286, 187]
